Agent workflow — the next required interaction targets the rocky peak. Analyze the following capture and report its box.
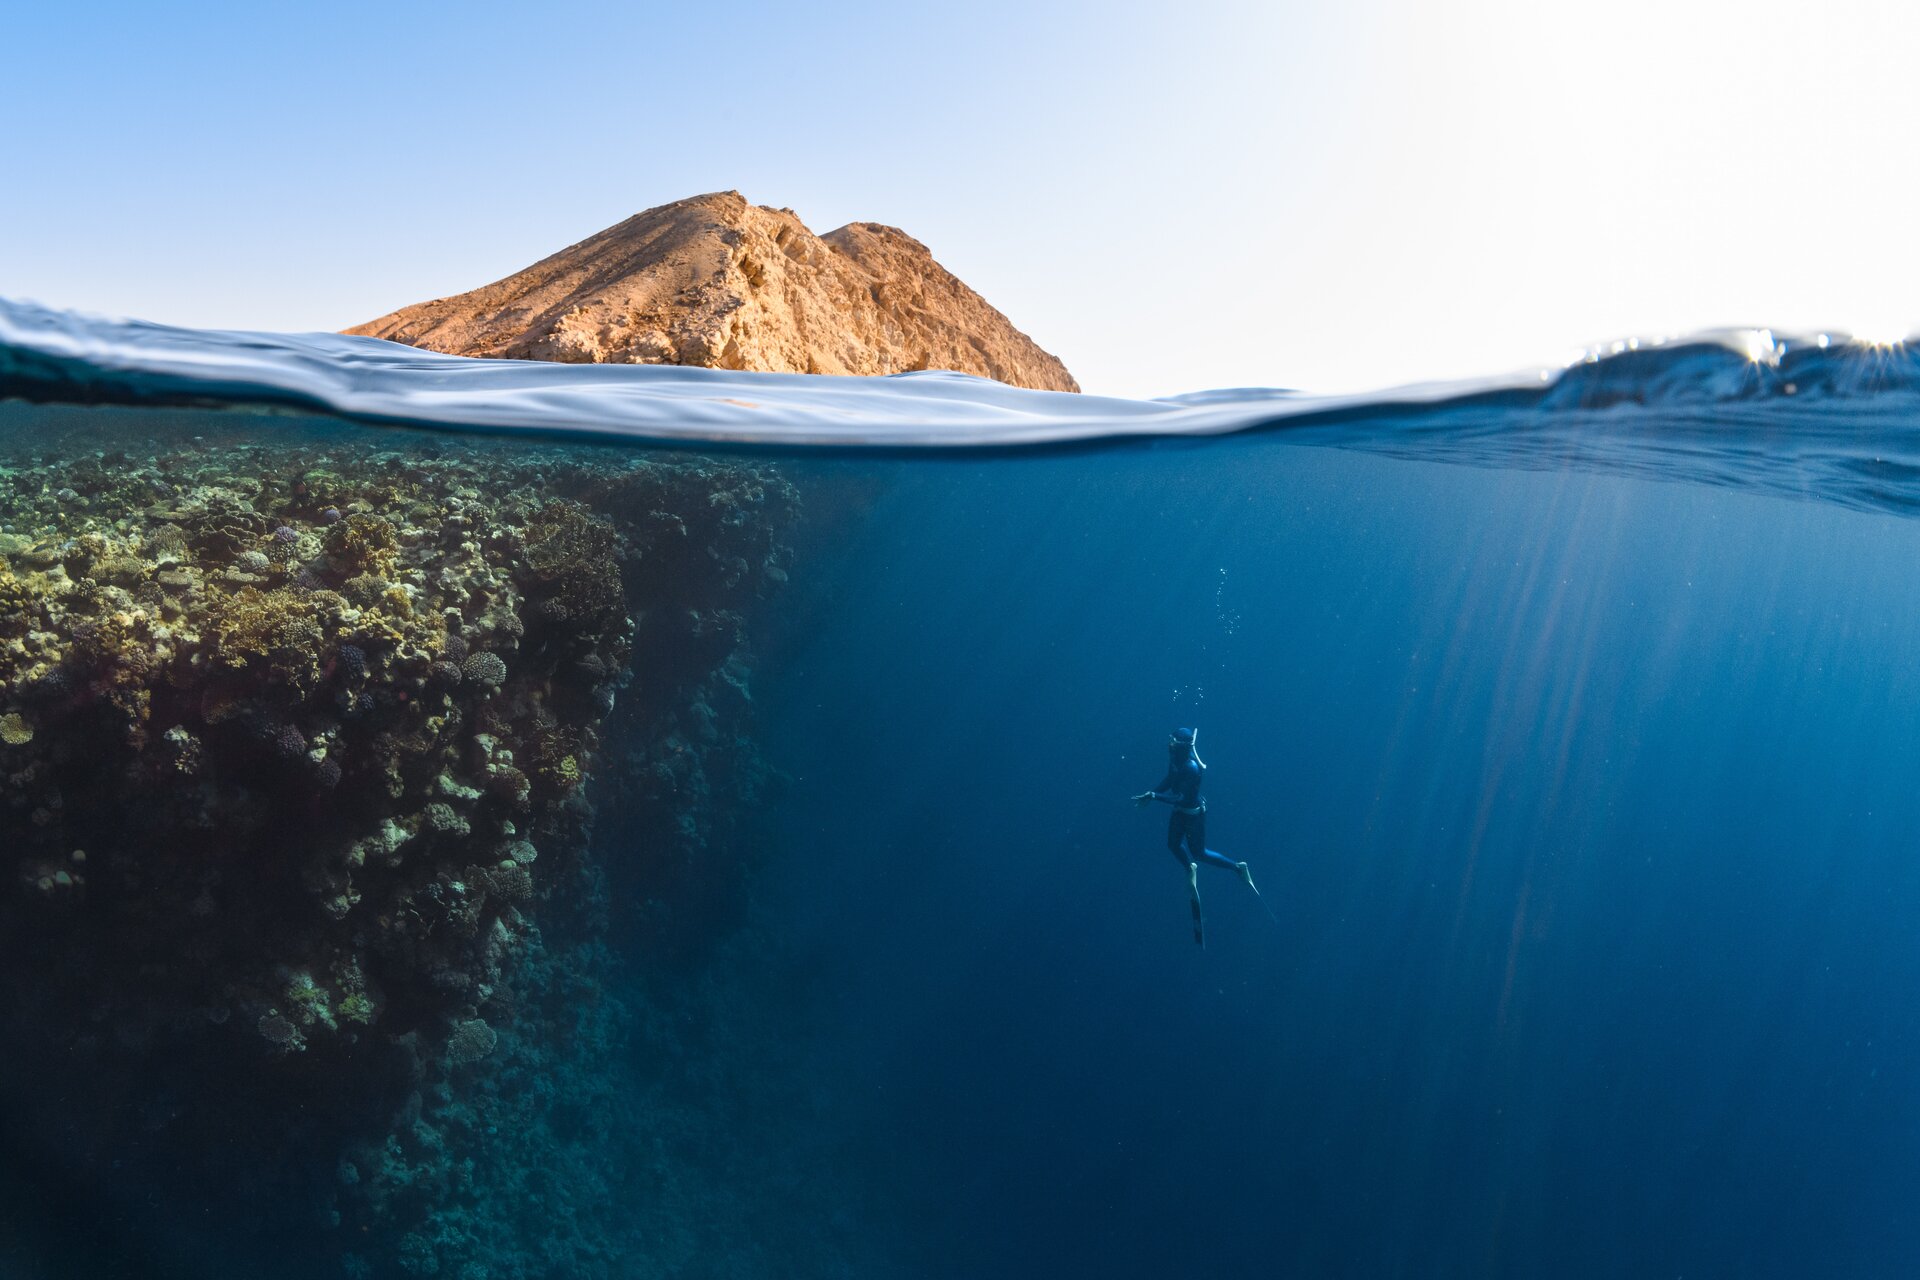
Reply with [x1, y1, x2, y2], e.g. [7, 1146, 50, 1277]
[346, 191, 1078, 392]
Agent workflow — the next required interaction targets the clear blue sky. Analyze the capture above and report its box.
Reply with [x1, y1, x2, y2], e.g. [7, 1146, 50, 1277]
[5, 0, 1917, 397]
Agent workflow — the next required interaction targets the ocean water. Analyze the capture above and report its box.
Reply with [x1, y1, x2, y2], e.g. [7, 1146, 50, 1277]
[3, 302, 1920, 1279]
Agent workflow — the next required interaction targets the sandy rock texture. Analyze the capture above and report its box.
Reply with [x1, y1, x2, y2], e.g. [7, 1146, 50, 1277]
[346, 190, 1079, 392]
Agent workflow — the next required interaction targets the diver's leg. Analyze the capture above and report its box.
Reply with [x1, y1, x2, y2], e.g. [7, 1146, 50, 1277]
[1187, 811, 1238, 871]
[1169, 813, 1203, 945]
[1190, 813, 1257, 888]
[1199, 846, 1267, 913]
[1168, 813, 1194, 867]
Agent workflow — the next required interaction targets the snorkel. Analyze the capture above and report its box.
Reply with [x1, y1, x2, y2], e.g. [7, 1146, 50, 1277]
[1170, 726, 1205, 769]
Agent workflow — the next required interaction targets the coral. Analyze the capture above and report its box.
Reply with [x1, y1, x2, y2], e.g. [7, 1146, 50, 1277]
[460, 651, 507, 688]
[0, 713, 32, 746]
[270, 723, 308, 760]
[486, 768, 532, 810]
[446, 1017, 497, 1064]
[256, 1013, 301, 1050]
[480, 863, 533, 902]
[205, 586, 334, 692]
[526, 723, 589, 798]
[0, 413, 803, 1279]
[21, 667, 73, 703]
[326, 512, 399, 575]
[421, 802, 468, 836]
[146, 523, 190, 563]
[161, 725, 204, 774]
[94, 553, 147, 586]
[518, 500, 623, 629]
[0, 561, 37, 637]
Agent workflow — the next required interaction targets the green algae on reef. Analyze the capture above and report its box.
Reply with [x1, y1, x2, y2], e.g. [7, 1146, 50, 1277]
[0, 405, 801, 1277]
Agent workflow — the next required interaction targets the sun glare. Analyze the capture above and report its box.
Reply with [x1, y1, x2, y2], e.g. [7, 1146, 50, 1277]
[1848, 325, 1910, 349]
[1740, 328, 1778, 365]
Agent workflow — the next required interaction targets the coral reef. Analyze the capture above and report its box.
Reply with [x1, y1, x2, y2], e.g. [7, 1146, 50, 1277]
[0, 408, 803, 1277]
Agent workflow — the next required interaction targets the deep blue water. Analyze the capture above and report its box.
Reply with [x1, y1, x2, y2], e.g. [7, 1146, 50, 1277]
[4, 302, 1920, 1277]
[757, 441, 1920, 1278]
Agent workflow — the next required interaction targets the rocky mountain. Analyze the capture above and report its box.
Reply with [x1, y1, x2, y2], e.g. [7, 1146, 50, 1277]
[347, 191, 1078, 393]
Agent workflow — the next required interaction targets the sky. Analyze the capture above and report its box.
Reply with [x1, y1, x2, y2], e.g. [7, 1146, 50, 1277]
[4, 0, 1918, 399]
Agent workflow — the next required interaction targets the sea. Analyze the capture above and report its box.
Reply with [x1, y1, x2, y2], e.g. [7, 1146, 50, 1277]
[2, 299, 1918, 1278]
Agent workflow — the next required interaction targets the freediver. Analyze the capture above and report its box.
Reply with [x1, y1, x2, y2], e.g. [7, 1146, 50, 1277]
[1133, 727, 1268, 944]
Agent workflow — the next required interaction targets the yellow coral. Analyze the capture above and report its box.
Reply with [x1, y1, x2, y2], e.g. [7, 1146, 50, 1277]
[0, 560, 38, 636]
[348, 594, 445, 659]
[327, 513, 399, 575]
[206, 587, 334, 690]
[0, 712, 32, 746]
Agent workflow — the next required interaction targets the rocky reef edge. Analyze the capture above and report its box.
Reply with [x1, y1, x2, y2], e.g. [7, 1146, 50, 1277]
[0, 405, 812, 1279]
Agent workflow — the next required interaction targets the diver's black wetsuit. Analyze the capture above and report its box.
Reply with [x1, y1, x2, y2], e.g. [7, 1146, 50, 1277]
[1149, 743, 1242, 872]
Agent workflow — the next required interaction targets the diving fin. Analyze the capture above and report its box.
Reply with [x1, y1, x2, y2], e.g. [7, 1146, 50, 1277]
[1238, 862, 1280, 924]
[1189, 865, 1205, 947]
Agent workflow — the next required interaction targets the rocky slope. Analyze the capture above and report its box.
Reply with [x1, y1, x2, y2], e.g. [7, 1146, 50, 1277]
[346, 191, 1079, 392]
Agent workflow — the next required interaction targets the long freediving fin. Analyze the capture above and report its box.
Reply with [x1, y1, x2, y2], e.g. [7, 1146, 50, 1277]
[1238, 862, 1280, 924]
[1189, 865, 1205, 947]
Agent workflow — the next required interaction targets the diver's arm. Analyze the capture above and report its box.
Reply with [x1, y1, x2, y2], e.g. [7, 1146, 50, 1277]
[1134, 769, 1178, 805]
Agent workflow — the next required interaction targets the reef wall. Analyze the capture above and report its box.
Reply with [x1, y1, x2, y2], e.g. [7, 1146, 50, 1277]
[0, 406, 801, 1278]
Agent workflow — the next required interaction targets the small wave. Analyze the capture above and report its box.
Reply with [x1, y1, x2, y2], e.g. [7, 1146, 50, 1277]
[5, 298, 1917, 448]
[6, 299, 1920, 514]
[5, 301, 1918, 450]
[0, 297, 1675, 449]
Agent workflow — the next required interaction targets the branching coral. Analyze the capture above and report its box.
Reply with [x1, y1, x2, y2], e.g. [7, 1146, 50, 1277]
[205, 586, 336, 691]
[518, 499, 624, 628]
[326, 512, 399, 575]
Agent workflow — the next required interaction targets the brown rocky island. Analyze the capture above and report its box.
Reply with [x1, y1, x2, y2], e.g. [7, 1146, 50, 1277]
[348, 190, 1078, 393]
